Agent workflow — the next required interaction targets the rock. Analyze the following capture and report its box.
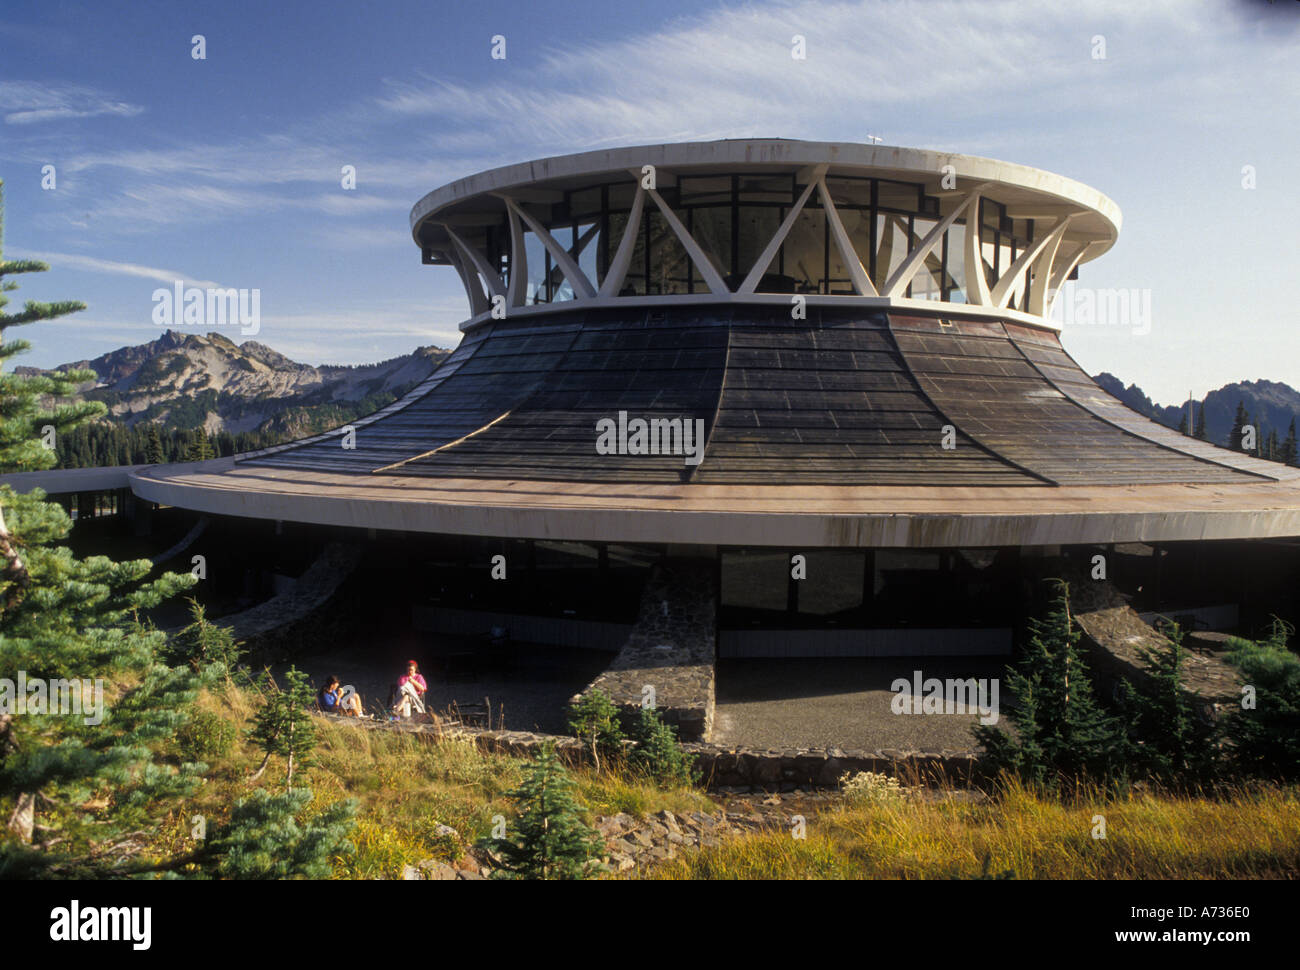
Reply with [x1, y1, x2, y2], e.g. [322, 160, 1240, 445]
[401, 865, 421, 880]
[413, 858, 460, 880]
[594, 815, 625, 837]
[433, 824, 459, 839]
[657, 810, 683, 836]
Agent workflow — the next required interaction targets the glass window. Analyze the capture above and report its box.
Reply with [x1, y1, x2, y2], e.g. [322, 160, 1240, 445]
[680, 175, 732, 207]
[575, 220, 602, 288]
[608, 182, 638, 211]
[569, 187, 603, 220]
[825, 176, 872, 208]
[873, 213, 909, 290]
[721, 550, 789, 613]
[761, 196, 825, 294]
[828, 205, 870, 294]
[737, 174, 793, 204]
[688, 205, 732, 289]
[908, 217, 942, 300]
[645, 210, 691, 295]
[944, 223, 968, 303]
[611, 210, 646, 296]
[797, 551, 865, 617]
[736, 206, 781, 283]
[877, 179, 921, 213]
[523, 229, 549, 304]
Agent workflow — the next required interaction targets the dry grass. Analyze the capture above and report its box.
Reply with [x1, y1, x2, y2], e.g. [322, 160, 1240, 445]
[140, 682, 1300, 880]
[152, 682, 713, 878]
[640, 778, 1300, 880]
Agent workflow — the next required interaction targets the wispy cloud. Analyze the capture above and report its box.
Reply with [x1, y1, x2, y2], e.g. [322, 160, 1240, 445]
[242, 304, 465, 362]
[0, 80, 144, 125]
[9, 249, 223, 289]
[26, 0, 1297, 235]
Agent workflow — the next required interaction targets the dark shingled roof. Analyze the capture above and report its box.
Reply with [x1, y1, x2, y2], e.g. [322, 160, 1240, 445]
[239, 306, 1273, 487]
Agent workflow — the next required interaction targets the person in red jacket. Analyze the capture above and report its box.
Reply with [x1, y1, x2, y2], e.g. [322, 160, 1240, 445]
[391, 660, 428, 719]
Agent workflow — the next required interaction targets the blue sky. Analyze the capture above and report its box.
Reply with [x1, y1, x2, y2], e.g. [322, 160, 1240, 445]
[1, 0, 1296, 404]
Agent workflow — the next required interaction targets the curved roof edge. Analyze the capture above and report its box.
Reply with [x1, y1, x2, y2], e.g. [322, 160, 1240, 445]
[410, 138, 1122, 256]
[127, 464, 1300, 549]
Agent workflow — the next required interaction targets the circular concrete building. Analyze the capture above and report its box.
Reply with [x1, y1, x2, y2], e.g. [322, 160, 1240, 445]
[128, 138, 1300, 551]
[13, 138, 1300, 721]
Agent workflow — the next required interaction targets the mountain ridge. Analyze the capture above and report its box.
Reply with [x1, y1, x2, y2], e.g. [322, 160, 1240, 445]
[23, 330, 1300, 454]
[20, 329, 450, 438]
[1094, 372, 1300, 447]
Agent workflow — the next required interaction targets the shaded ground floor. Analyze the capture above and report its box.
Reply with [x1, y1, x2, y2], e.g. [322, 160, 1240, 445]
[60, 506, 1300, 750]
[712, 656, 1006, 752]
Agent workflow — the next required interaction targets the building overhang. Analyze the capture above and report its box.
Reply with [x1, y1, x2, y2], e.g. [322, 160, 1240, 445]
[127, 459, 1300, 549]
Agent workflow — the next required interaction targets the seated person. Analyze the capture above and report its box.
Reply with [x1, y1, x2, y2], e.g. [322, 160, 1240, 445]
[318, 676, 363, 717]
[390, 660, 428, 719]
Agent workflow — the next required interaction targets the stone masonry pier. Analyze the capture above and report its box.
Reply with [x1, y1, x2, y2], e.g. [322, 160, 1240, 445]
[571, 558, 716, 742]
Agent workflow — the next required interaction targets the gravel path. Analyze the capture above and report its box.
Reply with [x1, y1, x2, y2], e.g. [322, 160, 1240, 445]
[712, 656, 1010, 752]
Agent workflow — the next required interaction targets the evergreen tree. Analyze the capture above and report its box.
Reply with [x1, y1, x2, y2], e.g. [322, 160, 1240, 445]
[1282, 419, 1298, 467]
[167, 598, 244, 674]
[626, 705, 698, 787]
[1266, 428, 1279, 462]
[1193, 399, 1209, 441]
[187, 426, 214, 461]
[1222, 618, 1300, 780]
[206, 788, 356, 879]
[1229, 401, 1249, 452]
[249, 666, 318, 786]
[972, 581, 1127, 788]
[145, 424, 165, 464]
[1115, 621, 1219, 787]
[0, 181, 207, 874]
[479, 743, 604, 880]
[1177, 410, 1189, 436]
[566, 688, 624, 772]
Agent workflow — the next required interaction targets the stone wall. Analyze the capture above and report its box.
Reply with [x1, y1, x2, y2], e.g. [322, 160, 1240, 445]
[212, 541, 361, 648]
[570, 558, 717, 741]
[1064, 572, 1240, 722]
[328, 714, 984, 790]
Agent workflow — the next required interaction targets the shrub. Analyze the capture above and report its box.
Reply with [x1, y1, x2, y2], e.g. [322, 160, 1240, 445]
[1222, 618, 1300, 780]
[839, 770, 906, 805]
[626, 706, 698, 788]
[176, 709, 237, 762]
[1116, 619, 1219, 787]
[167, 598, 244, 674]
[973, 581, 1127, 789]
[207, 788, 356, 879]
[566, 688, 625, 771]
[478, 743, 604, 880]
